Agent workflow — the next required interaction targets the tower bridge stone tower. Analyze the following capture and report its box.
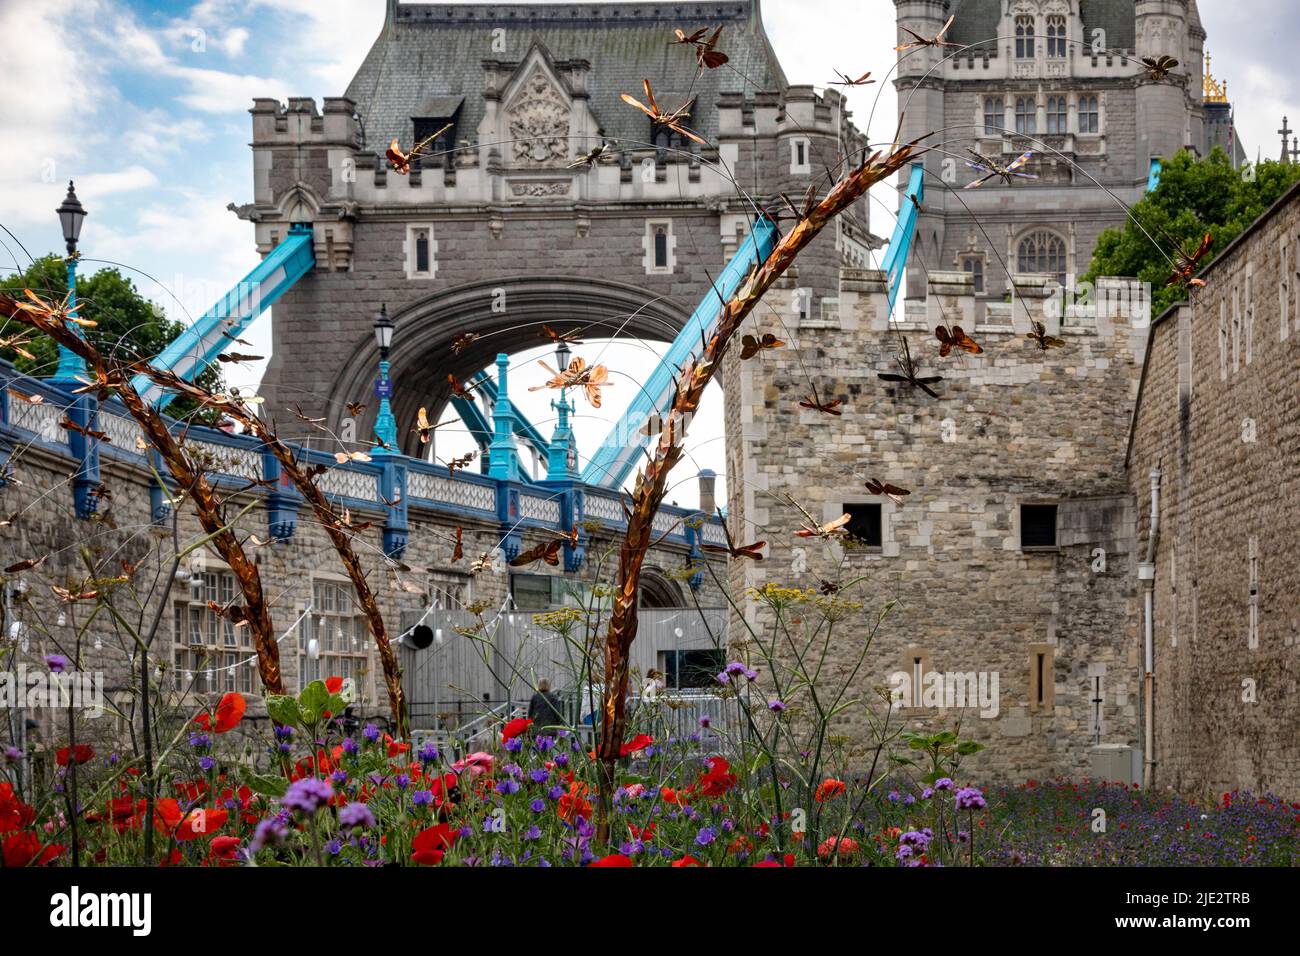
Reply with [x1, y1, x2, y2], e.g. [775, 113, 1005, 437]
[239, 0, 875, 459]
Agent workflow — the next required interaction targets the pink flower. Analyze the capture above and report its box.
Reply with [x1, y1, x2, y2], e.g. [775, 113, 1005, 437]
[451, 752, 494, 778]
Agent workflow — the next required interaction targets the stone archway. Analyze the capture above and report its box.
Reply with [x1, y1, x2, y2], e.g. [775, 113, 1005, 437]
[327, 276, 693, 457]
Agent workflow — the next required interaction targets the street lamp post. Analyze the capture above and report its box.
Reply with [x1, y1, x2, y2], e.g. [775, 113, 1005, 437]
[52, 181, 88, 383]
[52, 181, 99, 518]
[545, 338, 578, 480]
[372, 304, 398, 453]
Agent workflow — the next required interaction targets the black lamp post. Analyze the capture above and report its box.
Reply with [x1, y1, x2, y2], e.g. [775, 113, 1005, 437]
[372, 304, 397, 451]
[52, 181, 88, 382]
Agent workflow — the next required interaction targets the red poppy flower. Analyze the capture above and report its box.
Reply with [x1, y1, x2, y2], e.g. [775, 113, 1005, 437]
[2, 831, 64, 867]
[671, 855, 701, 867]
[0, 783, 36, 834]
[412, 823, 458, 865]
[817, 836, 860, 860]
[814, 778, 846, 802]
[590, 853, 633, 867]
[628, 822, 656, 842]
[210, 835, 241, 862]
[501, 717, 533, 743]
[619, 733, 654, 757]
[385, 736, 409, 758]
[557, 782, 592, 823]
[698, 757, 736, 797]
[172, 807, 228, 842]
[325, 676, 344, 694]
[194, 692, 246, 734]
[753, 854, 798, 867]
[55, 744, 95, 766]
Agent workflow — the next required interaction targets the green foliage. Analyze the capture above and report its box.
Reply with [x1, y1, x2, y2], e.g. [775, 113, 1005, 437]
[0, 254, 224, 420]
[1084, 148, 1300, 318]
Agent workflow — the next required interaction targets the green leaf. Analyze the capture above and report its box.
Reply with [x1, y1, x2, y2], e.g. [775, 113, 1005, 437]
[956, 741, 985, 756]
[298, 680, 330, 723]
[246, 772, 289, 798]
[266, 694, 302, 730]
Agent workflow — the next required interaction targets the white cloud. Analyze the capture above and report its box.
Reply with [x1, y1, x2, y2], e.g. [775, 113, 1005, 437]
[78, 165, 160, 197]
[220, 27, 251, 56]
[0, 0, 110, 224]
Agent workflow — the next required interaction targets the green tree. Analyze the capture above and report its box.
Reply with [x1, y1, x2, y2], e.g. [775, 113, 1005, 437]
[1084, 147, 1300, 317]
[1, 254, 223, 420]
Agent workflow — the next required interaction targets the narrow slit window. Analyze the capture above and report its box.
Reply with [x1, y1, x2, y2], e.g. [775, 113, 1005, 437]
[415, 231, 430, 273]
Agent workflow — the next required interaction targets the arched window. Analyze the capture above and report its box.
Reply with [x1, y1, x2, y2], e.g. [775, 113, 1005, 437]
[1015, 15, 1035, 58]
[1018, 230, 1067, 286]
[1046, 96, 1067, 134]
[1046, 15, 1067, 57]
[1015, 96, 1037, 135]
[984, 97, 1005, 135]
[1078, 95, 1099, 133]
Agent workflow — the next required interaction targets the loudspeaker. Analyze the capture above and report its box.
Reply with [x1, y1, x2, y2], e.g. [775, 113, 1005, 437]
[403, 624, 434, 651]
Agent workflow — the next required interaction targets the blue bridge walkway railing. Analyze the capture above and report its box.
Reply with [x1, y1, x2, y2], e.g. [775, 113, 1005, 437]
[1, 360, 727, 578]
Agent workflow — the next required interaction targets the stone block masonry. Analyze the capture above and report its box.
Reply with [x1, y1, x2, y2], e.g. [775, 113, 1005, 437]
[1128, 181, 1300, 800]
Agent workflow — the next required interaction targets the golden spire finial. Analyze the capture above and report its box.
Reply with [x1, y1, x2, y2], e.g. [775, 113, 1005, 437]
[1203, 49, 1227, 104]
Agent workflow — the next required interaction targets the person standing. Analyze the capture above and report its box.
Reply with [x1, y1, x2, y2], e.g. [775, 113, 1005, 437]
[527, 678, 565, 731]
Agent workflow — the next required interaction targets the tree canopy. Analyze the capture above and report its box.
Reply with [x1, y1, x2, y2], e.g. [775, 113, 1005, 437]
[0, 254, 223, 420]
[1084, 147, 1300, 318]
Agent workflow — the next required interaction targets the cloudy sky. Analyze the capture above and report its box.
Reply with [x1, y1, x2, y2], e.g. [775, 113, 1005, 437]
[1, 0, 1296, 505]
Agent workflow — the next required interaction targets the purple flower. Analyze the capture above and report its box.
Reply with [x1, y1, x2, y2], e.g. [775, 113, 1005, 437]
[524, 825, 542, 840]
[330, 770, 349, 786]
[412, 790, 434, 807]
[44, 654, 69, 674]
[198, 756, 215, 772]
[341, 737, 358, 756]
[698, 715, 711, 729]
[695, 826, 717, 846]
[768, 700, 785, 713]
[496, 778, 521, 796]
[282, 777, 334, 815]
[547, 785, 564, 801]
[955, 787, 987, 811]
[529, 768, 550, 784]
[887, 790, 901, 803]
[325, 839, 342, 856]
[362, 723, 380, 743]
[274, 724, 294, 742]
[504, 737, 523, 753]
[339, 802, 376, 829]
[189, 732, 211, 751]
[900, 829, 932, 848]
[3, 746, 23, 763]
[530, 798, 546, 813]
[921, 787, 935, 799]
[934, 777, 954, 792]
[418, 742, 439, 763]
[395, 774, 411, 790]
[250, 817, 288, 852]
[534, 735, 555, 753]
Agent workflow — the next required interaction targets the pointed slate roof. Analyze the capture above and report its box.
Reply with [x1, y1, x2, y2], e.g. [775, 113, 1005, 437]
[345, 1, 787, 153]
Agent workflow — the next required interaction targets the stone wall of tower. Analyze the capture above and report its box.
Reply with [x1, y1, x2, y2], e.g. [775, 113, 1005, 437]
[1127, 184, 1300, 800]
[1134, 0, 1193, 176]
[894, 0, 1207, 302]
[731, 268, 1150, 781]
